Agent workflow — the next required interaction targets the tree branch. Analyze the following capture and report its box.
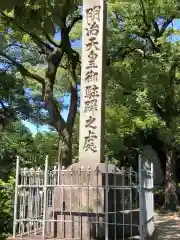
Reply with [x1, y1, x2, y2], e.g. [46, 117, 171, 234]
[107, 46, 145, 65]
[0, 11, 53, 55]
[0, 50, 45, 85]
[113, 11, 124, 25]
[5, 42, 37, 53]
[0, 100, 8, 111]
[152, 16, 175, 42]
[67, 15, 82, 33]
[139, 0, 151, 30]
[152, 20, 160, 40]
[160, 16, 175, 36]
[152, 101, 166, 120]
[0, 65, 11, 74]
[60, 25, 79, 130]
[67, 68, 78, 130]
[42, 29, 60, 48]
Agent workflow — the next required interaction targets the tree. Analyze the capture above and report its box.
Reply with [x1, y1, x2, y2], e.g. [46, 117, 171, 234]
[0, 32, 34, 129]
[32, 118, 79, 166]
[0, 178, 14, 240]
[0, 0, 82, 166]
[0, 120, 37, 239]
[106, 0, 180, 210]
[0, 121, 36, 180]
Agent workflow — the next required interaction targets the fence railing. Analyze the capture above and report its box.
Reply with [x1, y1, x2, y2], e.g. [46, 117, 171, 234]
[12, 156, 154, 240]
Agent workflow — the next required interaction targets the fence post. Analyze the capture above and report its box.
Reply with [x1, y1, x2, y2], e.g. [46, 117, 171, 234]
[151, 162, 154, 217]
[105, 157, 109, 240]
[150, 162, 155, 235]
[42, 156, 48, 238]
[138, 154, 144, 240]
[13, 156, 20, 238]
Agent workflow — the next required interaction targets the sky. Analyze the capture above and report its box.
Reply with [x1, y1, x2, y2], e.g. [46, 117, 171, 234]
[168, 19, 180, 41]
[22, 95, 70, 134]
[23, 19, 180, 135]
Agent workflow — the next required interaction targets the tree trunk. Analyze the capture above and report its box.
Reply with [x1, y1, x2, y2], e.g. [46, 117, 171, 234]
[164, 147, 179, 211]
[57, 135, 62, 163]
[60, 132, 72, 168]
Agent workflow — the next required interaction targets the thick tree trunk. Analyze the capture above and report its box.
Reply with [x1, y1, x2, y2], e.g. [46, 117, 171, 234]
[43, 29, 77, 168]
[164, 147, 179, 211]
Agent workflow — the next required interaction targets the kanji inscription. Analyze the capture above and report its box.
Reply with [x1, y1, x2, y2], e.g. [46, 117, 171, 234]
[86, 50, 98, 69]
[86, 6, 101, 25]
[79, 0, 106, 164]
[85, 116, 96, 129]
[85, 70, 98, 83]
[83, 130, 97, 152]
[85, 22, 99, 37]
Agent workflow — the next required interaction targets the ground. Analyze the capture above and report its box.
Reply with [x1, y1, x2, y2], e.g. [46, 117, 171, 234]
[154, 210, 180, 239]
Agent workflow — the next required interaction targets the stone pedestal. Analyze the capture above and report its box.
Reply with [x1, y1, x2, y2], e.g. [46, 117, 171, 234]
[51, 163, 139, 239]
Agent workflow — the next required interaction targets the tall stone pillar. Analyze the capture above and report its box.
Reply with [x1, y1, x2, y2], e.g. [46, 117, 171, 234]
[79, 0, 107, 165]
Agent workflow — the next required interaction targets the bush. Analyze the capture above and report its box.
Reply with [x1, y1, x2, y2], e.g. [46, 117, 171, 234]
[0, 178, 14, 239]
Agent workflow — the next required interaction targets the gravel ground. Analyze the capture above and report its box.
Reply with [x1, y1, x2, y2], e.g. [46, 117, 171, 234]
[154, 211, 180, 239]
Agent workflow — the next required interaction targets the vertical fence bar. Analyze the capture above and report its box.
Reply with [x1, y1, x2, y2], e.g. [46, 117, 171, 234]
[105, 157, 109, 240]
[58, 163, 60, 185]
[13, 156, 20, 238]
[96, 166, 99, 238]
[87, 166, 90, 238]
[151, 162, 154, 219]
[122, 167, 125, 239]
[114, 166, 117, 240]
[61, 167, 65, 238]
[23, 169, 27, 234]
[80, 167, 83, 238]
[42, 156, 48, 238]
[52, 166, 57, 237]
[35, 170, 38, 235]
[151, 162, 154, 235]
[138, 155, 143, 240]
[70, 168, 73, 238]
[78, 168, 81, 238]
[136, 172, 138, 208]
[130, 167, 133, 238]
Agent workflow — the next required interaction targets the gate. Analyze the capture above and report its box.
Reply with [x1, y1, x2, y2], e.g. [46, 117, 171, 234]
[11, 156, 154, 240]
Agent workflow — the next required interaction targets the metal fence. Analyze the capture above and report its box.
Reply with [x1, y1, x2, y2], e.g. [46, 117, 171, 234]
[12, 156, 154, 240]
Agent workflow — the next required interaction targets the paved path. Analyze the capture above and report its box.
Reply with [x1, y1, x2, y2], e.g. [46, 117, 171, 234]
[154, 212, 180, 239]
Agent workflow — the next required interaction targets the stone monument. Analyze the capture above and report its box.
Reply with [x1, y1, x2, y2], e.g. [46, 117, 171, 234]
[141, 145, 164, 186]
[53, 1, 110, 238]
[79, 0, 106, 166]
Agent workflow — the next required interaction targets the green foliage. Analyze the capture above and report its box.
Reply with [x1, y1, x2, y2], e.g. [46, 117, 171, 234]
[33, 132, 59, 165]
[0, 121, 35, 179]
[0, 178, 14, 239]
[105, 0, 180, 160]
